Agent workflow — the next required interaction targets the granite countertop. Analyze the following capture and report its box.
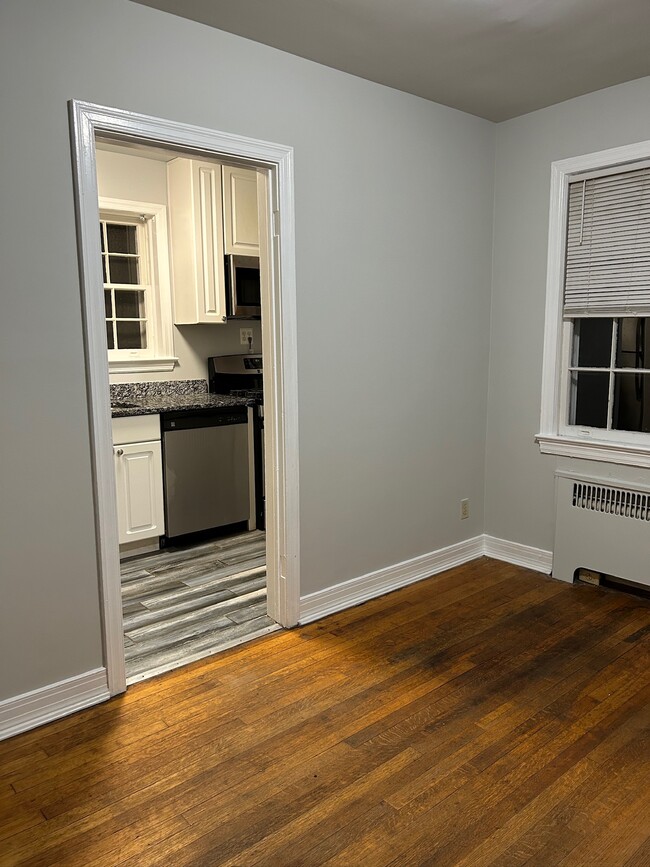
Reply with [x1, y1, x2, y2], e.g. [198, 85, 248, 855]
[110, 379, 257, 418]
[111, 392, 256, 418]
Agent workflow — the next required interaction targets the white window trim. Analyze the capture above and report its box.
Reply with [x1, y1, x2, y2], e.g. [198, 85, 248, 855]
[99, 197, 178, 374]
[537, 138, 650, 469]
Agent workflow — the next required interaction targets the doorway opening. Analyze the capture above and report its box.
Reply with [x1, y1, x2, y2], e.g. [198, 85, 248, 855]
[70, 101, 300, 695]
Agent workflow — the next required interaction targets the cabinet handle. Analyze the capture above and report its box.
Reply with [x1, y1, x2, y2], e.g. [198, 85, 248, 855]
[115, 448, 124, 456]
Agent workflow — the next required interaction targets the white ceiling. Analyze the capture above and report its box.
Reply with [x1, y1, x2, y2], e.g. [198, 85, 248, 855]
[131, 0, 650, 122]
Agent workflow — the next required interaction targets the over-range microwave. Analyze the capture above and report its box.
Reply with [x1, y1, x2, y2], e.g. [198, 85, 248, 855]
[225, 254, 261, 319]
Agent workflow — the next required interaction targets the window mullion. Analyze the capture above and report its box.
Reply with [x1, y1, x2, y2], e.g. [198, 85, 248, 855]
[101, 221, 109, 284]
[110, 286, 117, 350]
[606, 320, 618, 430]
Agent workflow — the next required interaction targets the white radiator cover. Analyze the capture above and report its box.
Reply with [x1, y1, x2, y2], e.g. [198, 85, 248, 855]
[553, 472, 650, 587]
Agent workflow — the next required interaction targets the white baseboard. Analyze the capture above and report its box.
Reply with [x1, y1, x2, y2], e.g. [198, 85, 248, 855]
[0, 533, 553, 740]
[0, 668, 110, 741]
[299, 534, 554, 625]
[299, 535, 484, 624]
[483, 535, 553, 574]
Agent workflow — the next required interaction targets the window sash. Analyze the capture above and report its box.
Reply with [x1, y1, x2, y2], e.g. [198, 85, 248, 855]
[100, 217, 154, 357]
[563, 317, 650, 436]
[98, 197, 176, 374]
[564, 166, 650, 317]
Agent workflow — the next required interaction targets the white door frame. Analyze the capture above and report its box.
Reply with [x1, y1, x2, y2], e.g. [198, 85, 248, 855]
[69, 100, 300, 696]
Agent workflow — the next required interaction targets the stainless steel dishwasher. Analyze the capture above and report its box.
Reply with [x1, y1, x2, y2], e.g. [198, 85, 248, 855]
[161, 407, 251, 540]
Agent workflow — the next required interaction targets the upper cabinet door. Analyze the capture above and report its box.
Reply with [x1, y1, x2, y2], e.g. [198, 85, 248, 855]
[222, 165, 260, 256]
[167, 158, 227, 325]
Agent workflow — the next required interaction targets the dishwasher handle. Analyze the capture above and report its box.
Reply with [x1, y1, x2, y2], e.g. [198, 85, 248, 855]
[162, 408, 248, 432]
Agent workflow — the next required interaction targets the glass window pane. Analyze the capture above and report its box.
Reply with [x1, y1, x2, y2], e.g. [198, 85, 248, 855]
[106, 223, 137, 254]
[116, 320, 147, 350]
[104, 290, 112, 318]
[571, 318, 613, 368]
[109, 255, 139, 284]
[616, 318, 650, 369]
[100, 223, 105, 253]
[114, 289, 145, 319]
[102, 255, 107, 284]
[106, 321, 114, 350]
[613, 373, 650, 432]
[570, 371, 609, 428]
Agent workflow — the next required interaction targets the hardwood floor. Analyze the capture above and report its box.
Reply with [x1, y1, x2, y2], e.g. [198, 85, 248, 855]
[120, 530, 277, 683]
[1, 558, 649, 866]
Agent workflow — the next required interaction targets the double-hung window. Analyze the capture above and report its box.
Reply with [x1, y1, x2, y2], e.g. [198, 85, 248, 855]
[101, 217, 149, 354]
[538, 144, 650, 467]
[99, 198, 176, 374]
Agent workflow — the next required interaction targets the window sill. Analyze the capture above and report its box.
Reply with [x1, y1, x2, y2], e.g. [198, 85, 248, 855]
[108, 356, 179, 375]
[536, 434, 650, 469]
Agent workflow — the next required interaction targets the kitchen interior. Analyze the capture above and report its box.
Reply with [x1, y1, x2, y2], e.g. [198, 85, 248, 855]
[97, 138, 279, 684]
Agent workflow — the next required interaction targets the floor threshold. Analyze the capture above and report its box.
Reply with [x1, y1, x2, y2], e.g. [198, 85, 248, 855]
[125, 622, 281, 685]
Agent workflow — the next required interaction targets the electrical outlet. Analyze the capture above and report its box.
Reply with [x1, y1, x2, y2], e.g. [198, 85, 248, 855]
[240, 328, 253, 346]
[460, 498, 470, 520]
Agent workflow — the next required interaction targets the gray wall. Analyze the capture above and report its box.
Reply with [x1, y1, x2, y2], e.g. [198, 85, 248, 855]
[485, 76, 650, 551]
[0, 0, 494, 700]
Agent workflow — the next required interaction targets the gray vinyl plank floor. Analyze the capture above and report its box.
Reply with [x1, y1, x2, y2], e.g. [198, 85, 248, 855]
[120, 530, 279, 684]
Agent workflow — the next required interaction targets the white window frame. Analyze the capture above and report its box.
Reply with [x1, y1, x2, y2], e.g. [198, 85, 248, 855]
[99, 197, 177, 374]
[537, 139, 650, 470]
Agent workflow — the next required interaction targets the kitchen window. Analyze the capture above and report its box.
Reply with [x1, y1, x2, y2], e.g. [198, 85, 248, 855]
[538, 144, 650, 468]
[99, 198, 176, 374]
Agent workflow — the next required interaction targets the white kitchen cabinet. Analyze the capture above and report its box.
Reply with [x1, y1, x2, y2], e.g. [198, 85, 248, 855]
[222, 165, 260, 256]
[112, 415, 165, 546]
[167, 158, 227, 324]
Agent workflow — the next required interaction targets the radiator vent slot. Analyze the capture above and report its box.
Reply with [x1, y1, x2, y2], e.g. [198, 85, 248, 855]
[572, 482, 650, 522]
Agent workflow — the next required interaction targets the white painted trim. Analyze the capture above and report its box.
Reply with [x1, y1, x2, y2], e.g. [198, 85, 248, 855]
[69, 100, 300, 698]
[538, 138, 650, 464]
[555, 468, 650, 493]
[0, 669, 109, 741]
[100, 196, 176, 370]
[538, 160, 568, 437]
[483, 535, 553, 574]
[299, 533, 555, 625]
[256, 168, 299, 626]
[108, 357, 179, 374]
[537, 434, 650, 468]
[299, 536, 484, 624]
[0, 529, 555, 736]
[69, 104, 127, 695]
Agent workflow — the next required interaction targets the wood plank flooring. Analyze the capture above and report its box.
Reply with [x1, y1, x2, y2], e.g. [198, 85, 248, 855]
[1, 558, 649, 866]
[120, 530, 278, 683]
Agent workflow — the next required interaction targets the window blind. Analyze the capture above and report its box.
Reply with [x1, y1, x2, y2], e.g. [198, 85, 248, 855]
[564, 166, 650, 317]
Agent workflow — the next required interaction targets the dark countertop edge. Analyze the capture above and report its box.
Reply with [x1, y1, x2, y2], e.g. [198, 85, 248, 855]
[111, 395, 257, 419]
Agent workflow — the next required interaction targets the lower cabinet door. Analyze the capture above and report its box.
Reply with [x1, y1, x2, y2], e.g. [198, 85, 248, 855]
[114, 440, 165, 544]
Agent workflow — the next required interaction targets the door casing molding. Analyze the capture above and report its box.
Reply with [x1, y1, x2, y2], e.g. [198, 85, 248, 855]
[69, 100, 300, 695]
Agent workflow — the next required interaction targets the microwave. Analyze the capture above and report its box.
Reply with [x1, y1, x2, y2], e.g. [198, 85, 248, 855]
[225, 254, 261, 319]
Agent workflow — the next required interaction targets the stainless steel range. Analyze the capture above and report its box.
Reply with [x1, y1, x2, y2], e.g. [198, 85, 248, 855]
[208, 354, 265, 529]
